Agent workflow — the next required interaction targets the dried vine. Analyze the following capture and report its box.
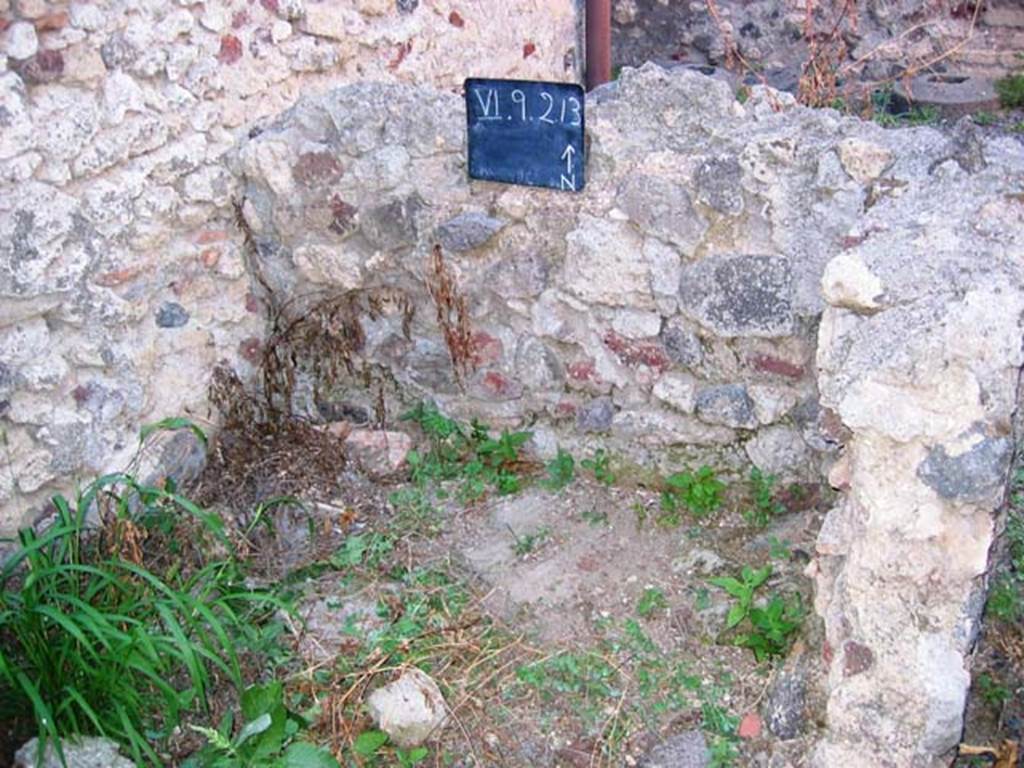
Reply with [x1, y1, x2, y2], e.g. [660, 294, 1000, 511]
[425, 244, 474, 385]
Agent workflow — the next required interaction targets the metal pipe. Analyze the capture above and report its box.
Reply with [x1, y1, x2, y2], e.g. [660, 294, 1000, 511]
[585, 0, 611, 91]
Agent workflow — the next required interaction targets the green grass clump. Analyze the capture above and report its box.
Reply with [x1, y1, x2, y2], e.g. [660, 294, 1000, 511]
[0, 473, 279, 765]
[996, 74, 1024, 109]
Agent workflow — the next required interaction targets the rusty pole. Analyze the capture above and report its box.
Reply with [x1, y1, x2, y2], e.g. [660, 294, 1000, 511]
[585, 0, 611, 91]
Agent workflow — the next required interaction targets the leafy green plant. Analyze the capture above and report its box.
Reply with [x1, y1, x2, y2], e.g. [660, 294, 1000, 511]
[986, 574, 1021, 622]
[515, 651, 620, 704]
[709, 565, 771, 630]
[702, 688, 740, 767]
[971, 111, 998, 126]
[996, 73, 1024, 109]
[352, 729, 388, 758]
[975, 672, 1010, 709]
[330, 532, 394, 570]
[736, 594, 804, 662]
[0, 473, 278, 765]
[401, 403, 532, 500]
[743, 468, 785, 527]
[187, 682, 337, 768]
[509, 525, 551, 557]
[637, 587, 668, 619]
[581, 449, 615, 486]
[396, 746, 429, 767]
[768, 536, 792, 561]
[387, 488, 443, 538]
[661, 466, 724, 523]
[581, 508, 609, 526]
[709, 566, 803, 662]
[871, 88, 939, 127]
[542, 448, 575, 490]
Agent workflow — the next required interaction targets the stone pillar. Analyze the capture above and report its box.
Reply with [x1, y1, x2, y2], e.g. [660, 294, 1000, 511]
[811, 156, 1024, 766]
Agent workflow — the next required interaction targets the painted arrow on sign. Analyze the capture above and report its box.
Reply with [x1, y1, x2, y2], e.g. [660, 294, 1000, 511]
[561, 144, 576, 174]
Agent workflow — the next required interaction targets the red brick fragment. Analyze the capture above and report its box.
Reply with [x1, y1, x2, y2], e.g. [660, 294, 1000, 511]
[751, 353, 804, 379]
[603, 331, 669, 372]
[567, 360, 596, 382]
[219, 34, 244, 64]
[196, 229, 229, 245]
[94, 267, 140, 287]
[738, 713, 761, 739]
[523, 41, 536, 58]
[448, 10, 464, 27]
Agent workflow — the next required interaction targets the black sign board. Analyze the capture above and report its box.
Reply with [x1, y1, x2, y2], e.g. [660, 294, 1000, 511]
[465, 78, 585, 192]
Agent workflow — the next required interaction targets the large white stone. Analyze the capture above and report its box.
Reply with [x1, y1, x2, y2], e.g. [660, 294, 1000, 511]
[821, 252, 884, 313]
[652, 372, 697, 414]
[366, 668, 447, 748]
[1, 22, 38, 60]
[563, 217, 650, 307]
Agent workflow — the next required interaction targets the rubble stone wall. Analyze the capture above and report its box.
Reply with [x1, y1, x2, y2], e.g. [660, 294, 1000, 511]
[0, 0, 580, 530]
[2, 5, 1023, 755]
[234, 66, 1024, 766]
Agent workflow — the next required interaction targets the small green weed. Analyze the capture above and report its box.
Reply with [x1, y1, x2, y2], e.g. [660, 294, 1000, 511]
[515, 651, 620, 710]
[871, 88, 940, 127]
[352, 730, 428, 766]
[971, 111, 998, 126]
[738, 594, 805, 662]
[509, 525, 551, 557]
[743, 468, 785, 527]
[329, 532, 394, 570]
[701, 681, 740, 768]
[542, 448, 575, 490]
[632, 501, 648, 530]
[710, 565, 771, 630]
[975, 672, 1010, 709]
[709, 565, 803, 662]
[986, 574, 1021, 622]
[581, 508, 609, 526]
[186, 682, 337, 768]
[996, 74, 1024, 109]
[387, 488, 443, 537]
[401, 402, 533, 501]
[661, 466, 724, 524]
[986, 481, 1024, 622]
[637, 587, 668, 619]
[581, 449, 616, 486]
[768, 536, 792, 561]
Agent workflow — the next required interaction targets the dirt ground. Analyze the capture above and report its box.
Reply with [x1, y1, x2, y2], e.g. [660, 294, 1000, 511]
[222, 440, 832, 768]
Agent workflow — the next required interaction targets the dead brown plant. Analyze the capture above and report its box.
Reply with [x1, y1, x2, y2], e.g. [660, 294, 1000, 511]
[426, 244, 474, 386]
[704, 0, 983, 112]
